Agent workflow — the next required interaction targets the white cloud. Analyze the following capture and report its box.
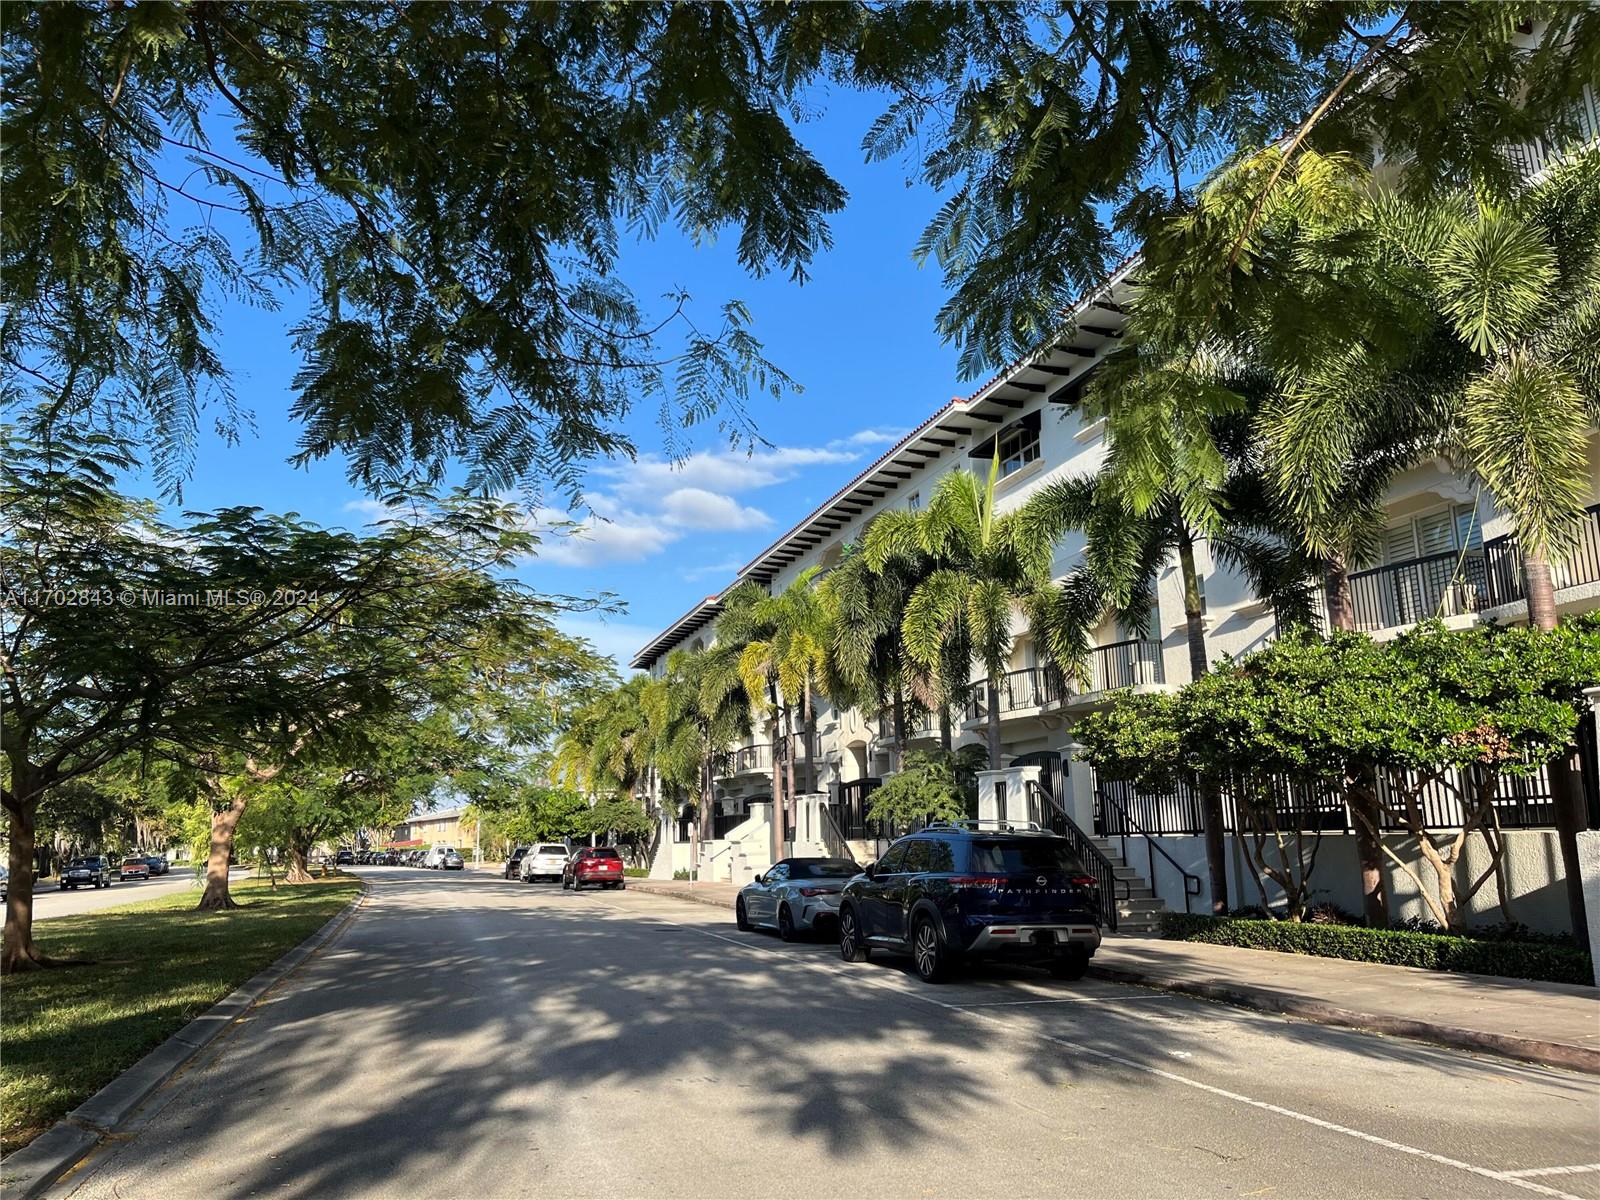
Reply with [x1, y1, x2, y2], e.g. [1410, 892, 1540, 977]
[533, 505, 681, 568]
[659, 487, 772, 532]
[833, 427, 907, 448]
[595, 444, 859, 500]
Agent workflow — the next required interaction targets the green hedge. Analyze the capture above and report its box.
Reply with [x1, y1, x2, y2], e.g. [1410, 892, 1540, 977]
[1159, 912, 1594, 986]
[623, 867, 650, 878]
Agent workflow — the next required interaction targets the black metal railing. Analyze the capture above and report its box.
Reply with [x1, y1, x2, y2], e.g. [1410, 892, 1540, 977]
[1093, 760, 1568, 837]
[1345, 503, 1600, 632]
[711, 810, 748, 839]
[1097, 787, 1202, 914]
[1028, 780, 1125, 931]
[966, 666, 1066, 720]
[1089, 638, 1165, 690]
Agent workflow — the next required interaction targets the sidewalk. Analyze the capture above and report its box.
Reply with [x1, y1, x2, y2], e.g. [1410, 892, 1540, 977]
[627, 879, 1600, 1073]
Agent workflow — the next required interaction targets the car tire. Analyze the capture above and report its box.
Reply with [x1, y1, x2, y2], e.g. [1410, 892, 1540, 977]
[735, 897, 752, 931]
[1049, 949, 1090, 981]
[838, 906, 869, 962]
[777, 904, 798, 943]
[912, 914, 951, 983]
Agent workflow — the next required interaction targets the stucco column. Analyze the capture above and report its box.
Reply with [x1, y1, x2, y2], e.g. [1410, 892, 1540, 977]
[1578, 831, 1600, 988]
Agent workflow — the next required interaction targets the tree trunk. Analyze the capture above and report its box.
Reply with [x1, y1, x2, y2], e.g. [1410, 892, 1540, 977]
[985, 675, 1002, 769]
[892, 679, 908, 771]
[2, 787, 48, 974]
[1326, 555, 1389, 926]
[768, 688, 785, 867]
[783, 704, 797, 856]
[1523, 547, 1588, 937]
[197, 792, 247, 911]
[802, 690, 815, 799]
[285, 843, 315, 884]
[939, 703, 952, 753]
[1177, 532, 1227, 913]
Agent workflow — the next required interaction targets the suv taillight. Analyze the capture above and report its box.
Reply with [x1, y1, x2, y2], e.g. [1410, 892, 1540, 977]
[1069, 875, 1099, 889]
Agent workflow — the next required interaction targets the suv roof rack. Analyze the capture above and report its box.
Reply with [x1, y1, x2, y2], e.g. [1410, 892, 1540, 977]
[923, 819, 1044, 834]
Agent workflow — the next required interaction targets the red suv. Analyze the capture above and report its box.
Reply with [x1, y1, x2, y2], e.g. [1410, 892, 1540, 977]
[562, 847, 625, 891]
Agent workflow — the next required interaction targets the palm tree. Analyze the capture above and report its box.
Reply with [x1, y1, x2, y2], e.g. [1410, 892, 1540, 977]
[715, 582, 790, 860]
[865, 457, 1046, 770]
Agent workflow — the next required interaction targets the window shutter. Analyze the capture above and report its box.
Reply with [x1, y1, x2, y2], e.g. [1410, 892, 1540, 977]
[1453, 504, 1483, 550]
[1415, 511, 1454, 557]
[1385, 523, 1418, 564]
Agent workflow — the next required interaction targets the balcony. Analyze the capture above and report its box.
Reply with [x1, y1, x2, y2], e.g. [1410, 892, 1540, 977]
[966, 639, 1165, 721]
[713, 732, 822, 780]
[1345, 502, 1600, 633]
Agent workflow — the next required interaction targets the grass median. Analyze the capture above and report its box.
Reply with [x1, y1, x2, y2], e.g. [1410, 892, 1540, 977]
[0, 874, 360, 1155]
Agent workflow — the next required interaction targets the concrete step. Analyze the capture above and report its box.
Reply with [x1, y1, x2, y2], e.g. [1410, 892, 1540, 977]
[1117, 897, 1168, 912]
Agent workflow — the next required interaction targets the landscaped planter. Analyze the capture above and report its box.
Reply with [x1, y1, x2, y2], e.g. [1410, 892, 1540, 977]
[1159, 912, 1593, 986]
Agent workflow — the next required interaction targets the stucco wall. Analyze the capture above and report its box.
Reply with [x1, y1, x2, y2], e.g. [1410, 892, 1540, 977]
[1138, 829, 1572, 934]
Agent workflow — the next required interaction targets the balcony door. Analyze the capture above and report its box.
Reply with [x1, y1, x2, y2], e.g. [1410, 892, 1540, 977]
[1381, 503, 1484, 625]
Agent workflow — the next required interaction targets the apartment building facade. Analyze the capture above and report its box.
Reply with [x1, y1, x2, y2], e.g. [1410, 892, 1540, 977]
[632, 239, 1600, 935]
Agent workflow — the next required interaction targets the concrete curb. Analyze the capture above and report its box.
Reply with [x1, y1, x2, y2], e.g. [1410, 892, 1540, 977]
[0, 881, 369, 1200]
[1087, 960, 1600, 1076]
[628, 881, 735, 914]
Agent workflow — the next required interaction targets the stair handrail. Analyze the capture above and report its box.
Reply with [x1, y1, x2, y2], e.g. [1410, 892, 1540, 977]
[818, 805, 858, 864]
[1096, 786, 1203, 913]
[1026, 780, 1126, 931]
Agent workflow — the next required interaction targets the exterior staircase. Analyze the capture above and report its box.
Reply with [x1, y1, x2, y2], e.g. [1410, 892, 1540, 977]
[1090, 835, 1171, 934]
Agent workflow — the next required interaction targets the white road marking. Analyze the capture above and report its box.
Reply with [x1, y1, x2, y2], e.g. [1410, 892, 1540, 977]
[1501, 1165, 1600, 1179]
[600, 892, 1591, 1200]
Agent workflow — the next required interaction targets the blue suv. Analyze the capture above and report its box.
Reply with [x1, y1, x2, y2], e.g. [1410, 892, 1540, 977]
[837, 821, 1102, 983]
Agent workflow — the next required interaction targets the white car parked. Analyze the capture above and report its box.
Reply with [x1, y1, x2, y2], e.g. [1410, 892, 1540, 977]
[519, 843, 570, 883]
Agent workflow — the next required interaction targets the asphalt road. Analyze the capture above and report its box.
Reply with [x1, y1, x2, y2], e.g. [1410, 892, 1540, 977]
[30, 867, 248, 920]
[52, 867, 1600, 1200]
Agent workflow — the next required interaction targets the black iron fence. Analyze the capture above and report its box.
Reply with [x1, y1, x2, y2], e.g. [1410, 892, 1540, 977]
[965, 640, 1166, 721]
[832, 777, 882, 840]
[1095, 760, 1569, 838]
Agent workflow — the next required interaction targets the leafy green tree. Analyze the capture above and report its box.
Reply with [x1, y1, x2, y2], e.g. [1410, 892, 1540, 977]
[646, 646, 753, 856]
[2, 2, 875, 497]
[865, 747, 986, 832]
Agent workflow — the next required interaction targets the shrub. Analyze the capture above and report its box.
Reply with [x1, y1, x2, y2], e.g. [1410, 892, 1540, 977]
[1159, 912, 1593, 985]
[672, 869, 690, 881]
[623, 868, 649, 878]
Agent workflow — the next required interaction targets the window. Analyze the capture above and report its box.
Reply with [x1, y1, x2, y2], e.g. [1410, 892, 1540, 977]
[791, 859, 858, 878]
[875, 843, 908, 874]
[763, 864, 788, 884]
[1384, 503, 1482, 564]
[926, 841, 956, 872]
[966, 840, 1085, 874]
[907, 491, 921, 511]
[902, 840, 933, 873]
[996, 417, 1041, 478]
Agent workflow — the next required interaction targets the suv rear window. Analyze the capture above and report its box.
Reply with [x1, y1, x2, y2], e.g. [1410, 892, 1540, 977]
[538, 845, 567, 855]
[589, 848, 621, 859]
[965, 839, 1084, 874]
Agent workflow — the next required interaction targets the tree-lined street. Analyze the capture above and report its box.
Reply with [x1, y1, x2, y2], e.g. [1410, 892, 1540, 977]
[51, 869, 1600, 1200]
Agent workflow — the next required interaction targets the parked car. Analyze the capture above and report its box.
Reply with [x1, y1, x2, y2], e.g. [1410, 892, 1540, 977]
[504, 845, 531, 880]
[61, 856, 112, 890]
[837, 821, 1102, 984]
[440, 848, 464, 871]
[736, 857, 859, 941]
[519, 844, 570, 883]
[118, 856, 151, 882]
[142, 854, 170, 876]
[562, 847, 624, 891]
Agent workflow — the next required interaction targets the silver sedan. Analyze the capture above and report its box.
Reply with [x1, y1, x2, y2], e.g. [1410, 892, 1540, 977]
[735, 857, 860, 941]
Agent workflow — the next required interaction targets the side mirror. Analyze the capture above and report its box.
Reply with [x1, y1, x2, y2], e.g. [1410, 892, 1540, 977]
[753, 873, 765, 885]
[862, 861, 876, 879]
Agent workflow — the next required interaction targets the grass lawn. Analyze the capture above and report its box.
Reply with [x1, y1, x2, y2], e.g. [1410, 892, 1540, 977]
[1, 875, 360, 1155]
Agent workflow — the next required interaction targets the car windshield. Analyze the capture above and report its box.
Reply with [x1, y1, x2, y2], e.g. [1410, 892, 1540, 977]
[967, 839, 1085, 874]
[789, 860, 858, 879]
[69, 860, 91, 867]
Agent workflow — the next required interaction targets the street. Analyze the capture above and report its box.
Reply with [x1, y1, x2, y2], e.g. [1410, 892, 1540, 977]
[52, 867, 1600, 1200]
[30, 868, 249, 921]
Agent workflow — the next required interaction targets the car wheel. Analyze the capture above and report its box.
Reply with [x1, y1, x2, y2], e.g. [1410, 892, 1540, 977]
[735, 897, 751, 931]
[777, 903, 798, 943]
[1049, 948, 1090, 981]
[838, 906, 869, 962]
[912, 915, 951, 983]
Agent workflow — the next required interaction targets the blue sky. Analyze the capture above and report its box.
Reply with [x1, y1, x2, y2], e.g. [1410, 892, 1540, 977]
[146, 85, 966, 671]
